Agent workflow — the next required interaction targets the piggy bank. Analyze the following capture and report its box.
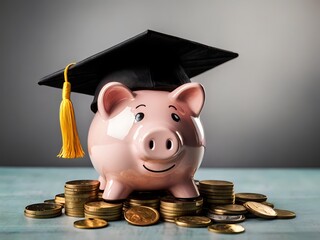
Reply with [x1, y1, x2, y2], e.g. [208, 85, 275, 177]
[88, 81, 205, 200]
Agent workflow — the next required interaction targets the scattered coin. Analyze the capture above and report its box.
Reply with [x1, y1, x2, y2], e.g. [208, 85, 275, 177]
[44, 199, 56, 204]
[207, 213, 246, 223]
[274, 209, 296, 219]
[24, 203, 62, 218]
[261, 201, 274, 208]
[244, 201, 277, 219]
[175, 216, 211, 228]
[235, 193, 267, 202]
[74, 218, 108, 229]
[124, 206, 160, 226]
[208, 223, 245, 234]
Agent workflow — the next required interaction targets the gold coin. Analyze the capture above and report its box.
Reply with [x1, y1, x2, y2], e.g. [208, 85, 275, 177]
[74, 218, 108, 229]
[24, 211, 62, 219]
[204, 195, 235, 199]
[124, 206, 160, 226]
[244, 201, 277, 219]
[44, 199, 56, 204]
[199, 180, 234, 188]
[25, 203, 62, 216]
[160, 204, 200, 211]
[66, 212, 84, 217]
[65, 180, 100, 189]
[84, 209, 122, 215]
[84, 213, 122, 221]
[208, 224, 245, 234]
[206, 199, 234, 204]
[175, 216, 211, 228]
[211, 204, 247, 215]
[235, 193, 267, 202]
[207, 213, 246, 223]
[160, 211, 199, 217]
[84, 201, 122, 212]
[274, 209, 296, 219]
[160, 196, 203, 207]
[261, 201, 274, 208]
[55, 193, 65, 204]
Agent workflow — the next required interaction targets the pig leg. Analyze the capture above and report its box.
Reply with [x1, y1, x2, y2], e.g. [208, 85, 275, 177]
[102, 180, 132, 200]
[98, 175, 106, 190]
[169, 179, 200, 198]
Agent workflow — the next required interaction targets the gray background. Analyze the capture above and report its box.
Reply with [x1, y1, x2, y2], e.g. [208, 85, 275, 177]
[1, 0, 319, 168]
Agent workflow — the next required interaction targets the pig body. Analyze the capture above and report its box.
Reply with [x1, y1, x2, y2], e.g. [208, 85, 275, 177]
[88, 82, 205, 200]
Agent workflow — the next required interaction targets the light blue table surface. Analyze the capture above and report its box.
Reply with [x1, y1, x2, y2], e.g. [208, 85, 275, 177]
[0, 167, 319, 240]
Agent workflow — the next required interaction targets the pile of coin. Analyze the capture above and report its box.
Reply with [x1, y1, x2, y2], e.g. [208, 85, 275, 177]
[198, 180, 235, 208]
[123, 191, 160, 211]
[24, 178, 296, 234]
[84, 200, 123, 221]
[24, 203, 63, 218]
[160, 195, 203, 222]
[64, 180, 100, 217]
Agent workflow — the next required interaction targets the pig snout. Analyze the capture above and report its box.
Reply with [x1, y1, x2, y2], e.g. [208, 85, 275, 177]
[138, 128, 181, 160]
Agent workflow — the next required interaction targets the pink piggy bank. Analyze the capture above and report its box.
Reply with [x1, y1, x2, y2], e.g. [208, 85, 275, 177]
[88, 81, 205, 200]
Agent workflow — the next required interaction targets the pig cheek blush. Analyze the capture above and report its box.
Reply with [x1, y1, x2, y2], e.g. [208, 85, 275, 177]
[38, 30, 238, 200]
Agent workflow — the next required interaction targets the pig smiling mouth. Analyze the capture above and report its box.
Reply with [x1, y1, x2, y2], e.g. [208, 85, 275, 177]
[143, 164, 176, 173]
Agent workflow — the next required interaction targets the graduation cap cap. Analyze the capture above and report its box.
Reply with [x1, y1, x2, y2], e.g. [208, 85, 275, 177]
[38, 30, 238, 159]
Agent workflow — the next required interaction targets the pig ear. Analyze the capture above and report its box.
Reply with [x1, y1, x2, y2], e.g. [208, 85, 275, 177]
[97, 82, 134, 119]
[169, 83, 205, 117]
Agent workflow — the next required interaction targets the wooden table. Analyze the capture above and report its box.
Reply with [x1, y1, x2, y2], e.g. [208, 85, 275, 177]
[0, 167, 319, 240]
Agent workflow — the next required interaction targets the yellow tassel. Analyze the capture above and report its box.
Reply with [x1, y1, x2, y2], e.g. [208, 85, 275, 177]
[57, 63, 85, 158]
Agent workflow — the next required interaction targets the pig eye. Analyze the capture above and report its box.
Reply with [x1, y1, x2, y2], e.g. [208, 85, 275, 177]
[135, 112, 144, 122]
[171, 113, 180, 122]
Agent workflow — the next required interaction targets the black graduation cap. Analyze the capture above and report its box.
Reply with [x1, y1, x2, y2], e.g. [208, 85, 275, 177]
[39, 29, 238, 113]
[38, 30, 238, 159]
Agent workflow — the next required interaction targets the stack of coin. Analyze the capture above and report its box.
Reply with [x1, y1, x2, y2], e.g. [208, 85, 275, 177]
[199, 180, 235, 208]
[160, 195, 203, 222]
[98, 190, 104, 199]
[24, 203, 63, 218]
[123, 191, 160, 211]
[207, 204, 247, 223]
[64, 180, 100, 217]
[55, 193, 65, 206]
[84, 200, 123, 221]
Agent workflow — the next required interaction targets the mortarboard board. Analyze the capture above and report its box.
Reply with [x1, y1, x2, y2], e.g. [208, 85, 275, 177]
[38, 30, 238, 158]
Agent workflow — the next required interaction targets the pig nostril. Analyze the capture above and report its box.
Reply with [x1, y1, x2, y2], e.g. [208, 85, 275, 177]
[166, 139, 173, 150]
[149, 140, 155, 150]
